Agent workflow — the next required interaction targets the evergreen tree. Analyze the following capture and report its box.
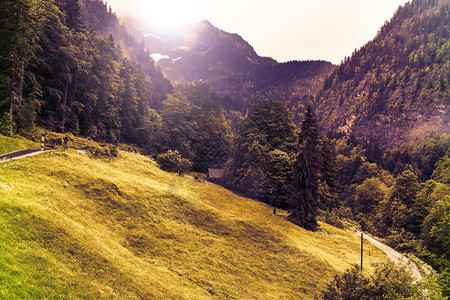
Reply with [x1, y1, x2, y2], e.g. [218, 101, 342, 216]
[55, 0, 83, 31]
[225, 99, 297, 201]
[32, 1, 77, 133]
[290, 106, 321, 230]
[268, 149, 293, 210]
[0, 0, 44, 133]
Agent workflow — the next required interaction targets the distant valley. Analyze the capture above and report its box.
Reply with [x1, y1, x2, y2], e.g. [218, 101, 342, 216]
[126, 18, 335, 111]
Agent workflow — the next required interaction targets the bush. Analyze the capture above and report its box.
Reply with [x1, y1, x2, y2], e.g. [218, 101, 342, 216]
[156, 150, 193, 175]
[84, 144, 118, 159]
[0, 113, 12, 136]
[323, 261, 424, 300]
[319, 209, 345, 229]
[323, 265, 370, 300]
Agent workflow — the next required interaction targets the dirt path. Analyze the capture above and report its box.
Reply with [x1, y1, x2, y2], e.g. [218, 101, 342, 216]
[353, 229, 422, 281]
[0, 149, 54, 162]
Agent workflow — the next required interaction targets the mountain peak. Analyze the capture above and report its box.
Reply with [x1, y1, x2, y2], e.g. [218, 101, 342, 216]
[201, 19, 213, 27]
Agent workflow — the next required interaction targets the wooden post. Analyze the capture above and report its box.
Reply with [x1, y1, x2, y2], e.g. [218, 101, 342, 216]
[361, 233, 363, 272]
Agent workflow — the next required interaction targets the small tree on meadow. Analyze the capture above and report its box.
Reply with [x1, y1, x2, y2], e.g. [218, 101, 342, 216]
[156, 150, 193, 175]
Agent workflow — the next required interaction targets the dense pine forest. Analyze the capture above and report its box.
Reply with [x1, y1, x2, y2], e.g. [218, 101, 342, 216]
[1, 0, 172, 145]
[1, 0, 449, 298]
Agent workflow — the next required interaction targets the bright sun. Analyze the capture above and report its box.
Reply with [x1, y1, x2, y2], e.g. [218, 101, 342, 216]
[135, 0, 200, 30]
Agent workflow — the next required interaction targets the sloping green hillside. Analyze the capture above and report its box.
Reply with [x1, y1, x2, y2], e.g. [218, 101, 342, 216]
[0, 135, 386, 299]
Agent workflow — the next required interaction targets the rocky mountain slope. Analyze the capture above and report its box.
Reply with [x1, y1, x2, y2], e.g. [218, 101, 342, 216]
[315, 0, 449, 148]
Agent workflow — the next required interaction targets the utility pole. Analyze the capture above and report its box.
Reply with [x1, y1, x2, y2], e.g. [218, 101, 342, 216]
[361, 233, 364, 272]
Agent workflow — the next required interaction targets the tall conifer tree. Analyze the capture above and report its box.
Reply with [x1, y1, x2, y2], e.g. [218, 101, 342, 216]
[225, 99, 297, 200]
[290, 106, 321, 230]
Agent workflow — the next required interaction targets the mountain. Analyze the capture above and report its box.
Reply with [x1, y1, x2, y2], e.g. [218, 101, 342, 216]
[315, 0, 449, 148]
[127, 19, 336, 111]
[0, 134, 388, 299]
[137, 20, 277, 82]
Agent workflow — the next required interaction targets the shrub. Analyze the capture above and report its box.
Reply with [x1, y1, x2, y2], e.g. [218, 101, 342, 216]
[156, 150, 193, 175]
[0, 113, 12, 136]
[319, 209, 345, 229]
[84, 144, 118, 159]
[323, 261, 424, 300]
[323, 265, 370, 300]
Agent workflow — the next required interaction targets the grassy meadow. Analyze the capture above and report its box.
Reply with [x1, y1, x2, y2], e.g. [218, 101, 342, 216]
[0, 135, 39, 155]
[0, 134, 388, 299]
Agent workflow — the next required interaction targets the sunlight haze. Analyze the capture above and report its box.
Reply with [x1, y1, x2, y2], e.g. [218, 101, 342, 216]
[106, 0, 410, 64]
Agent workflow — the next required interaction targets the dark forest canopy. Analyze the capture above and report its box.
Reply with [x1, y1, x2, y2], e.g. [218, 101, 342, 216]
[0, 0, 171, 146]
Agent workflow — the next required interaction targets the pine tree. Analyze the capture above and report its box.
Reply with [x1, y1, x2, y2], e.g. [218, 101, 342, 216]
[0, 0, 43, 133]
[290, 106, 321, 230]
[224, 99, 297, 200]
[56, 0, 83, 31]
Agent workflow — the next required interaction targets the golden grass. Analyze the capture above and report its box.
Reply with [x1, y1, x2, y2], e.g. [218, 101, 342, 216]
[0, 137, 388, 299]
[0, 134, 39, 155]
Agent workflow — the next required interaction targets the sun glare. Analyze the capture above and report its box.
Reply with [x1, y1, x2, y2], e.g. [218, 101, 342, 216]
[135, 0, 200, 31]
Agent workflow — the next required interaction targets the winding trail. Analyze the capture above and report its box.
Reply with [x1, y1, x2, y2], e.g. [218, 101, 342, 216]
[353, 228, 422, 281]
[0, 148, 54, 162]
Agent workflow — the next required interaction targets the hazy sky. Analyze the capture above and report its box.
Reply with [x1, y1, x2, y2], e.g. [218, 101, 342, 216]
[105, 0, 410, 64]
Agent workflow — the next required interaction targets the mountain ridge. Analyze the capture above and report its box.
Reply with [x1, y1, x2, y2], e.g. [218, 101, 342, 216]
[126, 18, 335, 110]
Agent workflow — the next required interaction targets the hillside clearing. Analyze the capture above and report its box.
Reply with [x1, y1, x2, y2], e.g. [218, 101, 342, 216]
[0, 136, 387, 299]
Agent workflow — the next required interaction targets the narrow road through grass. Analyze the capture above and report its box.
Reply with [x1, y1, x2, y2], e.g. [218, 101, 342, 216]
[0, 149, 54, 162]
[353, 228, 422, 280]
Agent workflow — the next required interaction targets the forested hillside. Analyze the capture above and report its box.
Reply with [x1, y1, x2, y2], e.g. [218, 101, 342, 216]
[77, 0, 172, 106]
[315, 0, 449, 148]
[0, 0, 173, 146]
[222, 95, 449, 295]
